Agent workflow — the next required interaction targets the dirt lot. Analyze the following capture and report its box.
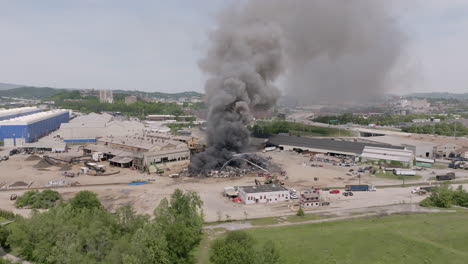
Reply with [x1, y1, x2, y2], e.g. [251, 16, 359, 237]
[0, 149, 466, 222]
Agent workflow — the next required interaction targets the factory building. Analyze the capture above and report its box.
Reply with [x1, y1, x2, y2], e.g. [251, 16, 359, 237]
[0, 107, 41, 121]
[0, 110, 70, 145]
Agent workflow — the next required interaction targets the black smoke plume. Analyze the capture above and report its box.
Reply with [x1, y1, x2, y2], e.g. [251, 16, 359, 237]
[190, 0, 406, 174]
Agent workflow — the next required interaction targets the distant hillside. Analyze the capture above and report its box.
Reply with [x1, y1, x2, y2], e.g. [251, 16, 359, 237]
[0, 87, 67, 99]
[0, 82, 23, 90]
[113, 90, 203, 99]
[405, 92, 468, 100]
[0, 86, 203, 100]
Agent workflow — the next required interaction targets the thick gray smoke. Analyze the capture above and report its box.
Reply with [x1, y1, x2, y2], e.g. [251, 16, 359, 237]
[190, 0, 406, 173]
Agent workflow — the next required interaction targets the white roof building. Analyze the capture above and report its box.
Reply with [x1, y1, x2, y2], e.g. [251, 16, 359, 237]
[361, 146, 414, 164]
[0, 109, 69, 125]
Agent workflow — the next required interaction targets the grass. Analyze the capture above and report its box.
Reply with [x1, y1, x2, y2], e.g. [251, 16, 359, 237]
[197, 211, 468, 263]
[249, 217, 280, 226]
[374, 171, 422, 181]
[243, 212, 468, 264]
[285, 213, 324, 223]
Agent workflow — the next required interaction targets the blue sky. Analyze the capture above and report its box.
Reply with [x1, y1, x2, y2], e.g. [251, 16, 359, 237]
[0, 0, 467, 94]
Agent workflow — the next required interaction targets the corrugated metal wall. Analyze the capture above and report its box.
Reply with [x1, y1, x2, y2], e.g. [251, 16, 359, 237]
[26, 112, 70, 142]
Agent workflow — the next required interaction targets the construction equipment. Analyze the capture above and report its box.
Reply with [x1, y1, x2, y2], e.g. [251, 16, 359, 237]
[147, 162, 164, 174]
[84, 162, 106, 175]
[264, 175, 284, 185]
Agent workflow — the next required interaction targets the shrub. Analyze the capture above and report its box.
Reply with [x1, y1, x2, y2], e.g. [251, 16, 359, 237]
[15, 190, 61, 209]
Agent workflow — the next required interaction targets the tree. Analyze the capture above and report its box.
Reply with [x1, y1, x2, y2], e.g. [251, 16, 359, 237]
[122, 223, 170, 264]
[69, 191, 102, 210]
[210, 231, 257, 264]
[154, 189, 204, 264]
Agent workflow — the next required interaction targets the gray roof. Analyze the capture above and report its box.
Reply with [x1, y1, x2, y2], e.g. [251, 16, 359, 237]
[267, 135, 403, 155]
[239, 184, 287, 193]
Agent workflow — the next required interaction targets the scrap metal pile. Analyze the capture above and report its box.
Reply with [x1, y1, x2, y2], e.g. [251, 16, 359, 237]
[199, 153, 272, 178]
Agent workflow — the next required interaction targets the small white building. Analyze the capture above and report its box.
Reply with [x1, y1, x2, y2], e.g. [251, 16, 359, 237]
[238, 184, 289, 205]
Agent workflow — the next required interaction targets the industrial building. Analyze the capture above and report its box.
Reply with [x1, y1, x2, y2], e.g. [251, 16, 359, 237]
[238, 184, 290, 205]
[59, 113, 145, 142]
[361, 135, 437, 158]
[267, 134, 403, 158]
[0, 107, 41, 121]
[361, 146, 414, 166]
[0, 110, 70, 145]
[83, 134, 190, 169]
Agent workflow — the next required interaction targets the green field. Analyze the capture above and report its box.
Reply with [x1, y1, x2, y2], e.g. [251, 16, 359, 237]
[197, 212, 468, 264]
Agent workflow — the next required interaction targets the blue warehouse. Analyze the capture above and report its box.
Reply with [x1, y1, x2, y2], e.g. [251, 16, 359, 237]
[0, 107, 41, 121]
[0, 110, 70, 144]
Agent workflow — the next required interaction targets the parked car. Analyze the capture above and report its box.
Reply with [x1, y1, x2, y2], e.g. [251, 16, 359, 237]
[231, 197, 242, 202]
[329, 189, 340, 194]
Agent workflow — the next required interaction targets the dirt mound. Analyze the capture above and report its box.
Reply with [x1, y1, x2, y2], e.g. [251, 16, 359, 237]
[25, 154, 42, 161]
[9, 181, 29, 187]
[33, 159, 53, 169]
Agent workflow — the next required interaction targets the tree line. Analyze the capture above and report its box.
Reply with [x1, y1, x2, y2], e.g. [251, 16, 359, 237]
[401, 122, 468, 136]
[0, 189, 204, 264]
[313, 113, 448, 127]
[251, 120, 349, 137]
[49, 91, 184, 118]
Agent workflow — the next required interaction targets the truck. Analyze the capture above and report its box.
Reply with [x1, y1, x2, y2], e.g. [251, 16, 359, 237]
[436, 172, 455, 181]
[393, 169, 416, 176]
[345, 185, 376, 192]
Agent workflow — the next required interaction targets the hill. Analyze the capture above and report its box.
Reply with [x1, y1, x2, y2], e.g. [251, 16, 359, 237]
[0, 82, 23, 90]
[405, 92, 468, 100]
[113, 90, 203, 99]
[0, 87, 67, 99]
[0, 86, 203, 100]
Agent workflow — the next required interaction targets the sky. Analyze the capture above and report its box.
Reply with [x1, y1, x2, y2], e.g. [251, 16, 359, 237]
[0, 0, 467, 94]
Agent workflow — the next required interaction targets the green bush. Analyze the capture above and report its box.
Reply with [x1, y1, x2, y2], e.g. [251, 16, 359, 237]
[420, 185, 468, 208]
[296, 207, 305, 217]
[15, 190, 61, 209]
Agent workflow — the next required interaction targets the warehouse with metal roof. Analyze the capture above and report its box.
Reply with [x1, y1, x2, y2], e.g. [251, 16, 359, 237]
[0, 107, 41, 121]
[361, 146, 414, 166]
[267, 134, 404, 157]
[0, 110, 70, 145]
